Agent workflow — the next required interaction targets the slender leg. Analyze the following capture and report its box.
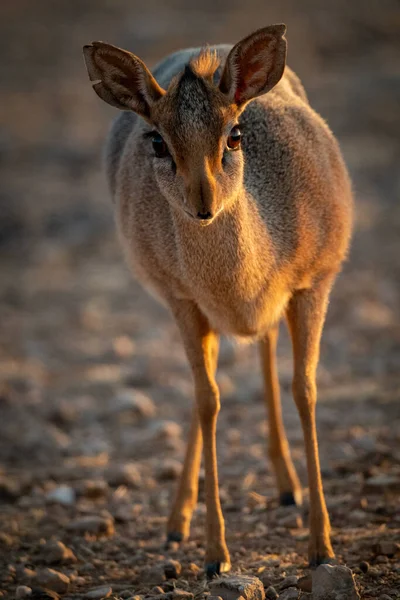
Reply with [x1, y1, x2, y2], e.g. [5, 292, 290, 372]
[259, 326, 302, 506]
[286, 278, 335, 566]
[166, 337, 219, 544]
[169, 299, 229, 576]
[166, 405, 202, 544]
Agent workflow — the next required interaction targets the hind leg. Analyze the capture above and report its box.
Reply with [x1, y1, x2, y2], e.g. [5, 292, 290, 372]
[259, 326, 302, 507]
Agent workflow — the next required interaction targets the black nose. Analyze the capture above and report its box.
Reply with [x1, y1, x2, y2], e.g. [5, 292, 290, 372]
[197, 211, 213, 220]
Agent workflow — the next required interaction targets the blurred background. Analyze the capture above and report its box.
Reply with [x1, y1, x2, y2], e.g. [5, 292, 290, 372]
[0, 0, 399, 597]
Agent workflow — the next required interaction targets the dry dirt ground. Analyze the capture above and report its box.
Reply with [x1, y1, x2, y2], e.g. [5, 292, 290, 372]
[0, 1, 399, 599]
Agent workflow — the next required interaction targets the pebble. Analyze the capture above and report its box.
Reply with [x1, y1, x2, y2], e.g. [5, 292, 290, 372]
[208, 597, 224, 600]
[259, 573, 273, 588]
[374, 541, 399, 557]
[140, 565, 166, 584]
[16, 586, 32, 599]
[297, 575, 312, 593]
[359, 561, 369, 573]
[279, 589, 299, 600]
[277, 512, 303, 529]
[84, 586, 113, 599]
[80, 480, 109, 499]
[111, 389, 156, 419]
[278, 576, 298, 590]
[380, 595, 393, 600]
[171, 592, 193, 600]
[35, 569, 70, 594]
[67, 516, 115, 536]
[210, 575, 265, 600]
[156, 459, 182, 481]
[46, 486, 76, 506]
[312, 565, 360, 600]
[265, 587, 278, 600]
[363, 474, 400, 492]
[41, 541, 77, 565]
[106, 464, 142, 488]
[29, 589, 60, 600]
[163, 559, 182, 579]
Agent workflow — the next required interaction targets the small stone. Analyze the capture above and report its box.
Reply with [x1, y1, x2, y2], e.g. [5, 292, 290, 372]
[376, 555, 389, 564]
[163, 560, 182, 579]
[359, 561, 369, 574]
[29, 589, 60, 600]
[154, 421, 182, 440]
[67, 516, 115, 536]
[120, 592, 134, 599]
[41, 541, 77, 565]
[210, 575, 265, 600]
[111, 389, 155, 419]
[168, 588, 194, 600]
[156, 459, 182, 481]
[140, 565, 166, 584]
[278, 512, 303, 529]
[35, 569, 70, 594]
[312, 564, 360, 600]
[259, 573, 273, 588]
[0, 532, 13, 547]
[278, 576, 298, 590]
[150, 587, 165, 594]
[363, 474, 400, 492]
[84, 586, 112, 599]
[106, 464, 142, 488]
[349, 509, 368, 524]
[380, 595, 393, 600]
[80, 480, 109, 499]
[16, 586, 32, 599]
[373, 541, 399, 557]
[297, 575, 312, 593]
[279, 589, 298, 600]
[171, 591, 193, 600]
[18, 568, 37, 583]
[265, 587, 278, 600]
[46, 486, 76, 506]
[208, 597, 224, 600]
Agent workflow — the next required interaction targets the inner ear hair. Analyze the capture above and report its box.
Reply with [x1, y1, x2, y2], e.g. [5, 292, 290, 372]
[219, 24, 287, 106]
[83, 42, 165, 116]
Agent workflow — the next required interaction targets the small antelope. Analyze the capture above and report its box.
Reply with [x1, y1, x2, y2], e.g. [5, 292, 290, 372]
[83, 25, 352, 576]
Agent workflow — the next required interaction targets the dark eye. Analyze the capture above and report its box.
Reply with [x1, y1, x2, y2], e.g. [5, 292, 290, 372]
[227, 126, 241, 150]
[152, 133, 169, 158]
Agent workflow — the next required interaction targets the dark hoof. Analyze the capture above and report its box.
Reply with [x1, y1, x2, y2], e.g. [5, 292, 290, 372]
[309, 556, 337, 569]
[165, 531, 183, 550]
[279, 491, 300, 506]
[205, 561, 231, 579]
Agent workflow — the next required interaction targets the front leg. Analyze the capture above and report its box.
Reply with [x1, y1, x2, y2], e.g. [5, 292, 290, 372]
[170, 298, 230, 577]
[286, 277, 335, 566]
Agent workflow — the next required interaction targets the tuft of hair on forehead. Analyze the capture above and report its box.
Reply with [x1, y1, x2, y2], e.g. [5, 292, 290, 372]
[189, 47, 220, 80]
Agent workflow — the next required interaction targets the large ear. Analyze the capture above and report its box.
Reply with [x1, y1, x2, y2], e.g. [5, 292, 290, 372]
[83, 42, 165, 119]
[219, 24, 287, 106]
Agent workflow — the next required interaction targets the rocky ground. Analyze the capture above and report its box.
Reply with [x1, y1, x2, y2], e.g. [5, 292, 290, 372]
[0, 1, 399, 599]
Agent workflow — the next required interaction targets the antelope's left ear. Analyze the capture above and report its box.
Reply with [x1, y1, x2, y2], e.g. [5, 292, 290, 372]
[83, 42, 165, 120]
[219, 24, 287, 107]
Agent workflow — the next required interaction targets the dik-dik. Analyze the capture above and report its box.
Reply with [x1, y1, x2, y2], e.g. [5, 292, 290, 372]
[83, 25, 352, 576]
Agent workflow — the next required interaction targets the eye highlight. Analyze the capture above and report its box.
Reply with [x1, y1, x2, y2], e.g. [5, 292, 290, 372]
[227, 126, 241, 150]
[151, 133, 169, 158]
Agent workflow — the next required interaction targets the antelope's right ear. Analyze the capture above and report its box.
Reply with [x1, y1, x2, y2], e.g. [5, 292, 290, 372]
[83, 42, 165, 119]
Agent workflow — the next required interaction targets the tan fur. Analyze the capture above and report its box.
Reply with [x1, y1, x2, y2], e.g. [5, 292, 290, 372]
[83, 25, 353, 572]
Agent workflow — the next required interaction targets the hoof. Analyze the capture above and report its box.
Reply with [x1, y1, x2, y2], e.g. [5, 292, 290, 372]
[165, 531, 183, 550]
[309, 555, 337, 569]
[205, 561, 231, 579]
[279, 491, 301, 507]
